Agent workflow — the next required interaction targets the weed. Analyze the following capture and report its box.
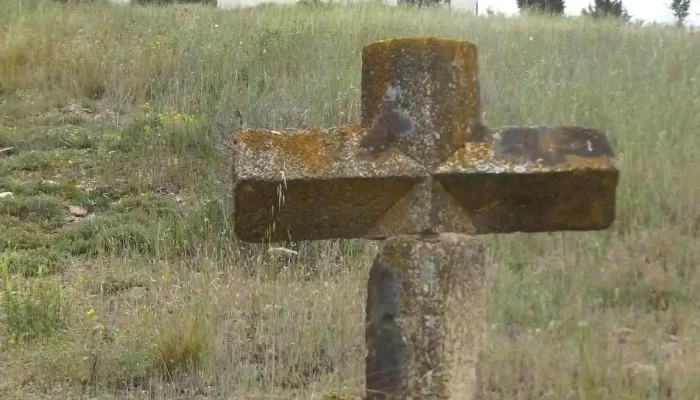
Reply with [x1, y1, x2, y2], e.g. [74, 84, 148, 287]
[0, 194, 66, 228]
[1, 256, 65, 342]
[153, 306, 210, 377]
[2, 248, 65, 277]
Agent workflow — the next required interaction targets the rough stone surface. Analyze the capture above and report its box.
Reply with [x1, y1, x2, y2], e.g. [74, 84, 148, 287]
[232, 37, 619, 243]
[365, 233, 486, 399]
[360, 37, 481, 167]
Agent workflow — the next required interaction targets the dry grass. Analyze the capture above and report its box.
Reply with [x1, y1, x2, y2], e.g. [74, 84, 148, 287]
[1, 1, 700, 398]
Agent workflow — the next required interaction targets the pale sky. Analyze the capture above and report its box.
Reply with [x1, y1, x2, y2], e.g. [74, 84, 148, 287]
[480, 0, 700, 25]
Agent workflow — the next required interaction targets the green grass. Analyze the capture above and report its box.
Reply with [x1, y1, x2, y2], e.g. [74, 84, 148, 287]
[1, 0, 699, 398]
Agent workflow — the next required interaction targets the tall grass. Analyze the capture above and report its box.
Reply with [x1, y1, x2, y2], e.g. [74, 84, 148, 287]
[0, 1, 699, 398]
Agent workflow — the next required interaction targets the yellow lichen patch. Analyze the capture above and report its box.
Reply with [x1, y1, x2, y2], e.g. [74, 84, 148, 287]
[442, 142, 493, 168]
[563, 154, 617, 170]
[370, 36, 476, 62]
[281, 129, 329, 172]
[335, 123, 364, 138]
[236, 129, 278, 151]
[235, 125, 366, 174]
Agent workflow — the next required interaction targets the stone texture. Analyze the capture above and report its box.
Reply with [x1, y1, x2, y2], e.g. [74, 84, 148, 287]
[360, 37, 481, 168]
[232, 125, 429, 242]
[365, 233, 486, 400]
[232, 37, 619, 243]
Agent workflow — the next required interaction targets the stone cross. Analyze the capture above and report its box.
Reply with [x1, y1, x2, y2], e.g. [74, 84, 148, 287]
[231, 37, 619, 399]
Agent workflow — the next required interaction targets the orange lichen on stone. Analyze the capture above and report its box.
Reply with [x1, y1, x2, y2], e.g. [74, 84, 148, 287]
[235, 125, 365, 173]
[284, 129, 328, 172]
[236, 129, 278, 151]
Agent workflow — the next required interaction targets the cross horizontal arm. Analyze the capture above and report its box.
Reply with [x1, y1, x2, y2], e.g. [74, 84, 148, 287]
[232, 126, 430, 243]
[232, 124, 618, 243]
[435, 125, 619, 234]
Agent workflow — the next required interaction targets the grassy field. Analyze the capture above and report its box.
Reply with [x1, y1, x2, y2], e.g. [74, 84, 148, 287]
[1, 1, 700, 398]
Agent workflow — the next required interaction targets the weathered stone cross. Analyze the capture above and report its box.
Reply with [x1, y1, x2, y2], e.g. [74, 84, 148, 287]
[232, 37, 619, 399]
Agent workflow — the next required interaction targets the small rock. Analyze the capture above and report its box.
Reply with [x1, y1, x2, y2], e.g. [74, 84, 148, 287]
[68, 205, 88, 217]
[0, 192, 13, 199]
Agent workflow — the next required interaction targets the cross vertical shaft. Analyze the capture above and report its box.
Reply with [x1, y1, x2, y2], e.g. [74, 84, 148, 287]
[366, 234, 486, 399]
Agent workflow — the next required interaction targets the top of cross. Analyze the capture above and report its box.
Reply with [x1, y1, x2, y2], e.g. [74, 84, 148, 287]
[231, 37, 619, 243]
[358, 38, 483, 169]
